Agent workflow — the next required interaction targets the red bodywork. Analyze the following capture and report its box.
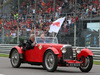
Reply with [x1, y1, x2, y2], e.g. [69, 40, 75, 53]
[77, 48, 93, 60]
[9, 43, 93, 67]
[23, 43, 63, 62]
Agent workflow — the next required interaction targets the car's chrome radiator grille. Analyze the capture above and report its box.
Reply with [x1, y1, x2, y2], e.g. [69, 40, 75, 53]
[63, 48, 73, 59]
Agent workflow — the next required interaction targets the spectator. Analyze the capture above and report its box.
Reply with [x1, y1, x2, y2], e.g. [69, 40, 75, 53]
[92, 6, 97, 16]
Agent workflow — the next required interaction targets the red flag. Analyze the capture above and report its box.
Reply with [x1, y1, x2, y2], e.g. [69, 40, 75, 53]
[47, 8, 51, 13]
[41, 0, 45, 7]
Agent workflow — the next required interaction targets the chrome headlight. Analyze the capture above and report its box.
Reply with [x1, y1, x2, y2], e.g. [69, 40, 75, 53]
[61, 48, 66, 53]
[76, 47, 81, 54]
[61, 45, 72, 53]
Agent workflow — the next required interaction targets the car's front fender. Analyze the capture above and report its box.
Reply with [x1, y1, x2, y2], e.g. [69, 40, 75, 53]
[46, 47, 59, 55]
[77, 48, 93, 60]
[9, 46, 23, 59]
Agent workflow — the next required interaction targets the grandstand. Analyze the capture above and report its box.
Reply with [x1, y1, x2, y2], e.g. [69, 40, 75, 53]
[0, 0, 100, 47]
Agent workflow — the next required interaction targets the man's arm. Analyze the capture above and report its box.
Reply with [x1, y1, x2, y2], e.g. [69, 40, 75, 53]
[26, 40, 35, 49]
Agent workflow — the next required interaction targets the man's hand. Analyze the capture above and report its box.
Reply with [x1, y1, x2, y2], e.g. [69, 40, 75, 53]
[31, 42, 36, 46]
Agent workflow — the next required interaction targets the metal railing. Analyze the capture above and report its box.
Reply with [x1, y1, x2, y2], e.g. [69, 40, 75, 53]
[73, 47, 100, 61]
[0, 44, 100, 61]
[0, 44, 17, 54]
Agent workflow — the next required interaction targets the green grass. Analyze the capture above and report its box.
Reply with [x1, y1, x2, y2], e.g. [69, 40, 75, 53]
[0, 54, 9, 57]
[93, 61, 100, 65]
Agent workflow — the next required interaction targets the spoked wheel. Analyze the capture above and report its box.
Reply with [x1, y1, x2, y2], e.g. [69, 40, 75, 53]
[79, 56, 93, 72]
[10, 49, 21, 68]
[43, 50, 58, 72]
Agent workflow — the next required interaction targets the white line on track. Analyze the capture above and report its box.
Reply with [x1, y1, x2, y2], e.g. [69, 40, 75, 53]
[0, 74, 4, 75]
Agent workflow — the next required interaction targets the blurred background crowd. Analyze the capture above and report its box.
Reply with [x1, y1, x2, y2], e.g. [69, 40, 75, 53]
[0, 0, 100, 47]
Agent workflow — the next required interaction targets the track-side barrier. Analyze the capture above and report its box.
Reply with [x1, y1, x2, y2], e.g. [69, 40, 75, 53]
[0, 44, 100, 61]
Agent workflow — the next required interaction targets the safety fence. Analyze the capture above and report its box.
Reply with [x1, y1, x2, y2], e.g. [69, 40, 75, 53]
[73, 47, 100, 61]
[0, 44, 100, 61]
[0, 44, 17, 54]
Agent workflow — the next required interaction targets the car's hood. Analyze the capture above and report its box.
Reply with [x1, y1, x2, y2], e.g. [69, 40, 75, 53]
[38, 43, 64, 51]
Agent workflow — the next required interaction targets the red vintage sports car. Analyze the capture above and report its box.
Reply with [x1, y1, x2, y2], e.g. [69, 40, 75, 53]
[9, 37, 93, 72]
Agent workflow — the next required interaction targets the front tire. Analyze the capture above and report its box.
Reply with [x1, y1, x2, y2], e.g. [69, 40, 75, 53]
[79, 56, 93, 72]
[10, 49, 21, 68]
[43, 50, 58, 72]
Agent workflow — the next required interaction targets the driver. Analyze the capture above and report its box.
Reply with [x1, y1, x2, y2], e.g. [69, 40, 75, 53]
[23, 34, 36, 50]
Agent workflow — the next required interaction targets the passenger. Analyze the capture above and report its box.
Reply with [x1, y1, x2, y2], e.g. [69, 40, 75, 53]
[40, 34, 45, 42]
[40, 34, 50, 43]
[40, 34, 45, 38]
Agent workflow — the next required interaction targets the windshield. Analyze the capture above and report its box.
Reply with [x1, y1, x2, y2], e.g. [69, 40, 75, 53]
[35, 37, 58, 44]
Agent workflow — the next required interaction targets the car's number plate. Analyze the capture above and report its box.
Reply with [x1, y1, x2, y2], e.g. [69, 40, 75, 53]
[68, 63, 81, 67]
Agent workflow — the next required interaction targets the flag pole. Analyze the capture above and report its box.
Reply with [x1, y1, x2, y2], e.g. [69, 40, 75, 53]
[55, 33, 58, 37]
[34, 0, 37, 37]
[53, 0, 55, 37]
[2, 0, 4, 44]
[74, 0, 77, 47]
[17, 0, 20, 44]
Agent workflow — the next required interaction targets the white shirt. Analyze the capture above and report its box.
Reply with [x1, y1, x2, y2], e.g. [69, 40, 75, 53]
[26, 28, 31, 31]
[92, 7, 97, 12]
[33, 9, 35, 14]
[11, 33, 16, 37]
[67, 20, 71, 24]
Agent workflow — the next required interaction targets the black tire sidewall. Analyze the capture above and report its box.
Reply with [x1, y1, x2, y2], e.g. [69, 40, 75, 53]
[10, 49, 21, 68]
[79, 56, 93, 72]
[43, 50, 58, 72]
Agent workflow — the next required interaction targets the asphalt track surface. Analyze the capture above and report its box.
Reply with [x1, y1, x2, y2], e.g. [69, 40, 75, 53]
[0, 57, 100, 75]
